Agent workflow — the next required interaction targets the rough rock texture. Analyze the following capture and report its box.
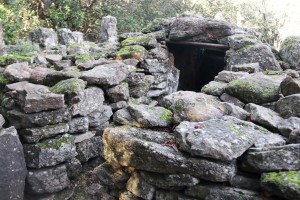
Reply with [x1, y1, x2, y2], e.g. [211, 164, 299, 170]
[4, 62, 32, 82]
[214, 71, 249, 83]
[175, 116, 272, 161]
[0, 127, 27, 200]
[280, 36, 300, 68]
[68, 117, 89, 134]
[277, 117, 300, 137]
[121, 35, 157, 48]
[161, 91, 225, 123]
[58, 28, 83, 45]
[107, 82, 130, 102]
[26, 164, 70, 194]
[276, 94, 300, 118]
[169, 16, 234, 42]
[280, 76, 300, 96]
[241, 144, 300, 172]
[0, 24, 5, 56]
[30, 28, 58, 49]
[201, 81, 227, 96]
[290, 129, 300, 143]
[99, 15, 118, 43]
[88, 106, 113, 128]
[103, 126, 237, 182]
[75, 132, 102, 162]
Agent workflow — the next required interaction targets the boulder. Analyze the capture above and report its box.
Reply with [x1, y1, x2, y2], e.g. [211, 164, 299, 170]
[53, 59, 72, 70]
[99, 15, 118, 43]
[231, 63, 260, 73]
[26, 164, 70, 194]
[58, 28, 83, 45]
[220, 93, 245, 108]
[290, 129, 300, 144]
[169, 16, 234, 42]
[23, 134, 77, 168]
[261, 171, 300, 200]
[201, 81, 227, 96]
[43, 67, 82, 86]
[276, 94, 300, 118]
[127, 73, 154, 98]
[280, 36, 300, 68]
[30, 66, 54, 84]
[140, 59, 169, 73]
[81, 63, 129, 87]
[277, 117, 300, 137]
[174, 116, 271, 161]
[107, 82, 130, 102]
[44, 54, 63, 63]
[68, 117, 89, 134]
[225, 73, 281, 104]
[222, 102, 249, 120]
[4, 62, 32, 82]
[161, 91, 225, 123]
[49, 78, 87, 94]
[222, 34, 261, 50]
[30, 28, 58, 49]
[241, 144, 300, 172]
[142, 17, 175, 33]
[20, 123, 69, 143]
[116, 45, 148, 61]
[6, 81, 65, 113]
[71, 87, 104, 116]
[88, 105, 113, 128]
[230, 174, 261, 191]
[226, 44, 281, 71]
[77, 58, 113, 70]
[0, 24, 5, 56]
[121, 34, 157, 48]
[103, 126, 237, 182]
[65, 158, 82, 178]
[0, 114, 5, 128]
[280, 76, 300, 96]
[0, 127, 27, 200]
[214, 71, 249, 83]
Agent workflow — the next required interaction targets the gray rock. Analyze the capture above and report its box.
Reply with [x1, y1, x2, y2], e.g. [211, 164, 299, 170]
[169, 16, 234, 42]
[215, 70, 249, 83]
[33, 55, 48, 65]
[185, 183, 268, 200]
[119, 191, 140, 200]
[127, 73, 155, 98]
[224, 34, 261, 50]
[68, 117, 89, 134]
[107, 82, 129, 102]
[6, 107, 71, 129]
[0, 114, 5, 128]
[161, 91, 225, 123]
[71, 87, 104, 116]
[45, 54, 63, 63]
[75, 132, 102, 162]
[103, 126, 237, 182]
[4, 62, 32, 82]
[175, 116, 263, 161]
[123, 58, 139, 66]
[20, 123, 69, 143]
[142, 17, 175, 33]
[6, 81, 65, 113]
[121, 34, 157, 48]
[58, 28, 83, 45]
[230, 174, 261, 191]
[226, 44, 281, 71]
[140, 58, 168, 73]
[88, 105, 113, 128]
[220, 93, 245, 108]
[277, 117, 300, 137]
[0, 24, 5, 56]
[246, 103, 283, 131]
[280, 36, 300, 69]
[276, 94, 300, 118]
[149, 45, 169, 61]
[223, 102, 249, 120]
[231, 63, 260, 73]
[65, 158, 82, 178]
[201, 81, 227, 96]
[110, 101, 128, 111]
[53, 60, 72, 70]
[261, 171, 300, 200]
[81, 62, 129, 87]
[49, 78, 87, 95]
[126, 172, 155, 200]
[26, 164, 70, 194]
[77, 58, 113, 70]
[99, 15, 118, 43]
[43, 67, 82, 86]
[30, 66, 54, 84]
[30, 28, 58, 49]
[253, 132, 286, 148]
[24, 134, 77, 168]
[140, 172, 199, 190]
[280, 76, 300, 96]
[241, 144, 300, 172]
[225, 73, 281, 104]
[0, 127, 27, 200]
[290, 129, 300, 143]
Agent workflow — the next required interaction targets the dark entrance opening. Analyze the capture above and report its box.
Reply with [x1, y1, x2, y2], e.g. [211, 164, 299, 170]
[166, 40, 229, 92]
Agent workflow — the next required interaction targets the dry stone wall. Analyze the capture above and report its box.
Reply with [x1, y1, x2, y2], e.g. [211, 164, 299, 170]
[0, 14, 299, 200]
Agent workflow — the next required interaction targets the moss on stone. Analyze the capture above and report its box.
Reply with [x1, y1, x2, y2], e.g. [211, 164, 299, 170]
[0, 54, 33, 65]
[160, 109, 173, 121]
[229, 124, 243, 135]
[38, 135, 72, 150]
[116, 45, 147, 61]
[121, 35, 153, 47]
[1, 97, 10, 106]
[75, 53, 94, 63]
[174, 99, 185, 114]
[50, 78, 87, 94]
[0, 75, 9, 86]
[263, 171, 300, 190]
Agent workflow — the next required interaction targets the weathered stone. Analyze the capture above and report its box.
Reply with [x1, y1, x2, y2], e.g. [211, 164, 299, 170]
[241, 144, 300, 172]
[68, 117, 89, 134]
[161, 91, 225, 123]
[65, 158, 82, 179]
[126, 172, 156, 200]
[261, 171, 300, 200]
[0, 24, 5, 56]
[231, 62, 260, 73]
[290, 129, 300, 144]
[253, 132, 286, 148]
[4, 62, 32, 82]
[99, 15, 118, 43]
[201, 81, 227, 96]
[156, 191, 198, 200]
[226, 44, 281, 71]
[30, 28, 58, 49]
[225, 73, 281, 104]
[30, 66, 54, 84]
[280, 76, 300, 96]
[214, 70, 249, 83]
[150, 45, 169, 61]
[24, 134, 76, 168]
[77, 58, 112, 70]
[140, 172, 199, 190]
[107, 82, 129, 102]
[230, 174, 261, 191]
[103, 126, 237, 182]
[127, 73, 154, 98]
[119, 32, 144, 40]
[224, 34, 261, 50]
[26, 165, 70, 194]
[20, 123, 69, 143]
[116, 45, 148, 61]
[45, 54, 63, 63]
[121, 34, 157, 48]
[81, 62, 129, 87]
[50, 78, 87, 94]
[71, 87, 104, 116]
[0, 127, 27, 200]
[185, 183, 267, 200]
[6, 81, 65, 113]
[75, 132, 102, 162]
[220, 93, 245, 108]
[277, 117, 300, 137]
[246, 103, 283, 131]
[140, 59, 168, 73]
[58, 28, 83, 45]
[88, 105, 113, 128]
[280, 36, 300, 69]
[175, 116, 267, 161]
[169, 16, 234, 42]
[276, 94, 300, 118]
[43, 68, 81, 86]
[223, 102, 249, 120]
[142, 17, 175, 33]
[53, 60, 72, 70]
[119, 191, 140, 200]
[6, 107, 71, 129]
[123, 58, 139, 66]
[0, 114, 5, 128]
[110, 101, 128, 111]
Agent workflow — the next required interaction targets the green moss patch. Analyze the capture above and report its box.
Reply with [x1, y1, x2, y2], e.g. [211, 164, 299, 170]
[50, 78, 87, 94]
[0, 54, 33, 66]
[160, 109, 173, 121]
[38, 135, 73, 150]
[75, 53, 94, 64]
[121, 35, 154, 47]
[116, 45, 147, 61]
[263, 171, 300, 190]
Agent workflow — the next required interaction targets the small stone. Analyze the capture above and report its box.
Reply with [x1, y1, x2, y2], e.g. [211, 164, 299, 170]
[201, 81, 227, 96]
[126, 172, 155, 200]
[107, 82, 129, 102]
[116, 45, 148, 61]
[276, 94, 300, 118]
[289, 129, 300, 144]
[4, 62, 32, 82]
[49, 78, 87, 94]
[230, 174, 261, 191]
[45, 54, 63, 63]
[30, 28, 58, 49]
[68, 117, 89, 134]
[110, 101, 128, 111]
[277, 117, 300, 137]
[223, 102, 249, 120]
[0, 114, 5, 128]
[65, 158, 82, 179]
[280, 76, 300, 96]
[220, 93, 245, 108]
[121, 34, 157, 48]
[53, 60, 72, 70]
[231, 63, 260, 73]
[88, 106, 113, 128]
[75, 132, 102, 162]
[214, 70, 249, 83]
